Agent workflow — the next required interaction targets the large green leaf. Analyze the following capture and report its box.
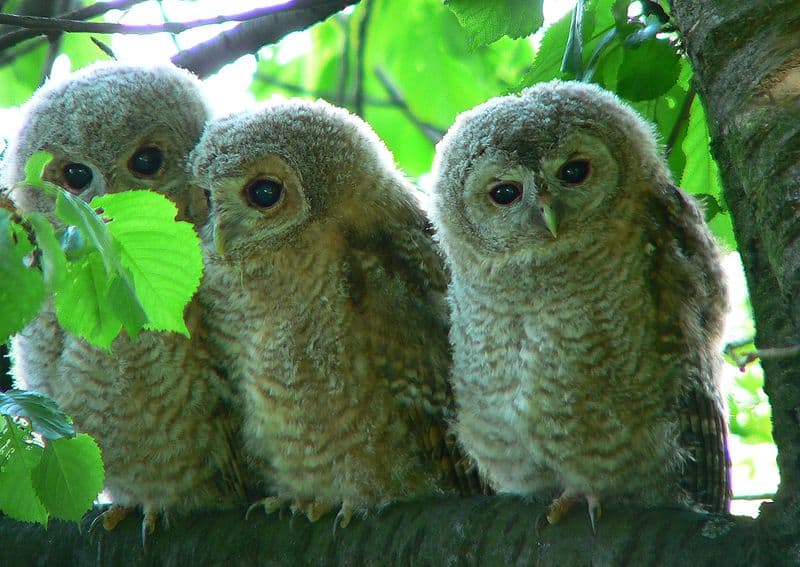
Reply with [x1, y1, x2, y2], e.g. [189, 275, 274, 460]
[616, 37, 680, 101]
[0, 418, 47, 524]
[0, 390, 74, 440]
[0, 210, 45, 343]
[32, 434, 104, 521]
[446, 0, 545, 47]
[92, 190, 203, 335]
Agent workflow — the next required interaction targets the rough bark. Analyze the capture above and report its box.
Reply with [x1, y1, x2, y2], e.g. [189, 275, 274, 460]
[669, 0, 800, 564]
[0, 498, 764, 566]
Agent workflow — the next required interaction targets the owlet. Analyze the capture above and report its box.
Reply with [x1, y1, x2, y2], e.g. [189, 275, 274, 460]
[429, 80, 731, 527]
[191, 98, 484, 527]
[3, 62, 251, 537]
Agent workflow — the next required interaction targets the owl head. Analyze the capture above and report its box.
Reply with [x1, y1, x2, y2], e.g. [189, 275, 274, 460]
[191, 98, 414, 264]
[2, 61, 210, 224]
[430, 80, 673, 271]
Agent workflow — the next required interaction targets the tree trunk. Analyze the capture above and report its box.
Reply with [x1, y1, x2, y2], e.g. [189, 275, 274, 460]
[669, 0, 800, 564]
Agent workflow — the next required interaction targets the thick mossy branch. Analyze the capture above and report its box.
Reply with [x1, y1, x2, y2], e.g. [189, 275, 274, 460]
[0, 498, 763, 566]
[669, 0, 800, 562]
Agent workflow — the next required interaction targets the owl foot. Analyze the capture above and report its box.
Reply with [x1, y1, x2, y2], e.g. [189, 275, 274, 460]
[546, 492, 602, 533]
[290, 498, 335, 523]
[333, 501, 354, 533]
[100, 504, 134, 531]
[245, 496, 286, 519]
[141, 509, 160, 547]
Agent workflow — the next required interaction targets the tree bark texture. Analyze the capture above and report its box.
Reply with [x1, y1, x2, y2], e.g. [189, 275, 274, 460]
[669, 0, 800, 563]
[0, 498, 765, 566]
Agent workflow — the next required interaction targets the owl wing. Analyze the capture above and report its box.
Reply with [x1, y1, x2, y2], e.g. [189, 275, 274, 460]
[343, 205, 488, 496]
[645, 182, 731, 512]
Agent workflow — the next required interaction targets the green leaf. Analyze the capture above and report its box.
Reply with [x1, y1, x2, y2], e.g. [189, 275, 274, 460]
[0, 210, 45, 343]
[446, 0, 545, 47]
[55, 251, 122, 350]
[91, 190, 203, 336]
[561, 0, 585, 77]
[32, 434, 104, 521]
[616, 37, 680, 101]
[26, 212, 67, 292]
[0, 418, 48, 524]
[679, 97, 736, 250]
[21, 151, 59, 198]
[522, 6, 573, 85]
[0, 390, 74, 440]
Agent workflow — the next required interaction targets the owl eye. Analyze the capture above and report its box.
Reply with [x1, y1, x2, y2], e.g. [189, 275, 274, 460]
[128, 146, 164, 176]
[556, 159, 590, 184]
[246, 179, 284, 209]
[489, 183, 522, 205]
[62, 163, 93, 191]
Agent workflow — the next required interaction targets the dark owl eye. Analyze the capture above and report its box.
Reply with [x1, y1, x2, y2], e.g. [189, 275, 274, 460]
[246, 179, 284, 209]
[128, 146, 164, 176]
[62, 163, 93, 191]
[489, 183, 522, 205]
[556, 159, 590, 184]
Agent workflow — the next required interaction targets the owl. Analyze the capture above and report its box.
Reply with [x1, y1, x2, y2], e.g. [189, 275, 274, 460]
[428, 80, 731, 528]
[3, 61, 253, 538]
[190, 99, 484, 528]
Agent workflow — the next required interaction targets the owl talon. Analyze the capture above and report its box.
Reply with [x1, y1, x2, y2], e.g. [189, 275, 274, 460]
[246, 496, 285, 519]
[333, 501, 354, 534]
[586, 495, 601, 534]
[141, 509, 159, 547]
[294, 498, 334, 523]
[546, 494, 576, 525]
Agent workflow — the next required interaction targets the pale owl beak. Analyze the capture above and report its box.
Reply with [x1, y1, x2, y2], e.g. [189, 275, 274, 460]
[537, 196, 559, 239]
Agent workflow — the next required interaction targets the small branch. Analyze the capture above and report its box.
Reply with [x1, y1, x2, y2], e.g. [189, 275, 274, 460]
[374, 67, 445, 144]
[665, 86, 695, 156]
[172, 0, 359, 79]
[0, 2, 332, 36]
[39, 32, 62, 85]
[733, 493, 776, 501]
[253, 72, 393, 107]
[335, 13, 351, 107]
[155, 0, 181, 52]
[353, 0, 372, 117]
[0, 0, 146, 53]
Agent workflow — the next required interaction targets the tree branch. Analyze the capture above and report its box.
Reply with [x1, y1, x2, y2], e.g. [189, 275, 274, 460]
[171, 0, 359, 79]
[0, 0, 145, 54]
[0, 1, 336, 36]
[0, 499, 766, 565]
[353, 0, 372, 117]
[374, 67, 445, 144]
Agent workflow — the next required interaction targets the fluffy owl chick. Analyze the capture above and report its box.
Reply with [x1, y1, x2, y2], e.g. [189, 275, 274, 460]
[429, 80, 731, 528]
[4, 62, 250, 537]
[191, 99, 483, 527]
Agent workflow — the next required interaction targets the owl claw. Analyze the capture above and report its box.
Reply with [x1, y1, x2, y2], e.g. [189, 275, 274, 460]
[333, 501, 354, 534]
[586, 495, 601, 534]
[293, 498, 334, 523]
[246, 496, 285, 519]
[98, 504, 134, 531]
[546, 493, 576, 525]
[141, 509, 159, 547]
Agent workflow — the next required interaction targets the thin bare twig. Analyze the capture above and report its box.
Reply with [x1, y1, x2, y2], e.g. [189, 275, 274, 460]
[353, 0, 372, 117]
[732, 493, 776, 501]
[0, 0, 145, 53]
[172, 0, 358, 79]
[335, 12, 351, 107]
[374, 67, 445, 144]
[254, 72, 394, 107]
[725, 340, 800, 372]
[0, 2, 337, 36]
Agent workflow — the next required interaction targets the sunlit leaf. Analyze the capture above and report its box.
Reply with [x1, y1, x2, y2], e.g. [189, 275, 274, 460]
[32, 434, 104, 521]
[0, 419, 47, 525]
[0, 390, 74, 440]
[446, 0, 545, 47]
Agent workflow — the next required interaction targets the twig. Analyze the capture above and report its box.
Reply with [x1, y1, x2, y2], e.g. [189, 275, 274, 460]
[39, 33, 62, 85]
[155, 0, 181, 52]
[0, 36, 43, 67]
[353, 0, 372, 117]
[665, 86, 695, 156]
[253, 72, 393, 107]
[732, 493, 776, 501]
[0, 0, 146, 53]
[335, 12, 351, 107]
[0, 1, 342, 36]
[725, 340, 800, 372]
[374, 67, 445, 144]
[172, 0, 359, 79]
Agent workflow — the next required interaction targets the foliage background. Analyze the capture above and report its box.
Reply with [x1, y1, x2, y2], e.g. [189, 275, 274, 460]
[0, 0, 777, 517]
